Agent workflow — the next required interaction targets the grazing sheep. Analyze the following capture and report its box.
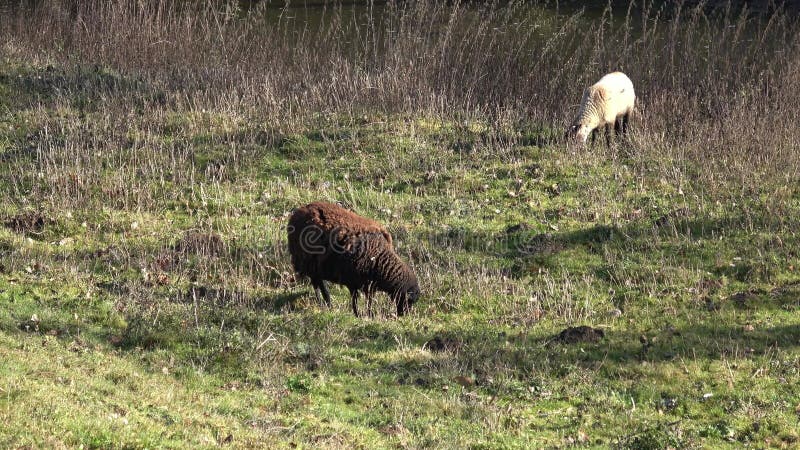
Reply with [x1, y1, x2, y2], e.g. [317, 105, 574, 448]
[566, 72, 636, 146]
[287, 202, 420, 317]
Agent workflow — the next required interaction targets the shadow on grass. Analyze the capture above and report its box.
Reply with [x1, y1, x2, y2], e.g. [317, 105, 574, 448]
[11, 275, 796, 390]
[336, 318, 800, 388]
[164, 285, 306, 315]
[418, 223, 618, 266]
[424, 206, 797, 283]
[0, 64, 161, 112]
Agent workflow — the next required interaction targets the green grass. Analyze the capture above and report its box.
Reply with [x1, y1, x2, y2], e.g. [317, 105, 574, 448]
[1, 59, 800, 449]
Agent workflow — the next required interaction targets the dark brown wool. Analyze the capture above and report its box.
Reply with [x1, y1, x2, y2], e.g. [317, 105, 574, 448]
[287, 202, 419, 317]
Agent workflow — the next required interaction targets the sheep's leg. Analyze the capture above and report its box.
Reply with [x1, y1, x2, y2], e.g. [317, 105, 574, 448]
[312, 280, 323, 304]
[621, 113, 630, 135]
[590, 129, 597, 147]
[396, 297, 409, 317]
[319, 281, 331, 307]
[311, 279, 331, 307]
[605, 124, 612, 147]
[366, 292, 374, 318]
[614, 117, 622, 136]
[313, 286, 322, 305]
[365, 285, 375, 318]
[349, 288, 360, 318]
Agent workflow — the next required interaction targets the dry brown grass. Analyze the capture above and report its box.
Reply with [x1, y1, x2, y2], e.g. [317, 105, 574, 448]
[2, 0, 798, 200]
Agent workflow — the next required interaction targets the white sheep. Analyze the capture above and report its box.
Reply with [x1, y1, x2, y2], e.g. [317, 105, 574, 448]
[566, 72, 636, 146]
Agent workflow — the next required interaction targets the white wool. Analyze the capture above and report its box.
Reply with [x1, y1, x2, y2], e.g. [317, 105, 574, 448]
[569, 72, 636, 144]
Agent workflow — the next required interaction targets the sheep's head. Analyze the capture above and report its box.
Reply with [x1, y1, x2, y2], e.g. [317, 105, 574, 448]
[574, 124, 593, 144]
[565, 123, 578, 139]
[565, 87, 598, 145]
[565, 122, 592, 145]
[564, 123, 592, 144]
[395, 275, 420, 316]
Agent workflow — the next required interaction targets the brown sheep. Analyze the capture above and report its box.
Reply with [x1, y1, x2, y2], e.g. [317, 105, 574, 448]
[287, 202, 420, 317]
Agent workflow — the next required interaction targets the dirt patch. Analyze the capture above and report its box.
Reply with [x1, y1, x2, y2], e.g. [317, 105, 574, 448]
[518, 232, 564, 255]
[555, 326, 605, 344]
[424, 335, 463, 352]
[696, 278, 723, 295]
[4, 211, 48, 235]
[505, 222, 532, 234]
[654, 207, 691, 228]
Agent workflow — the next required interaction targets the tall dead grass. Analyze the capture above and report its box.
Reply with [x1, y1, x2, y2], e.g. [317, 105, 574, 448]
[1, 0, 799, 195]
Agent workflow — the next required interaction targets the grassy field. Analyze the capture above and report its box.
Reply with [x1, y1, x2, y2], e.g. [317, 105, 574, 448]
[2, 1, 800, 449]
